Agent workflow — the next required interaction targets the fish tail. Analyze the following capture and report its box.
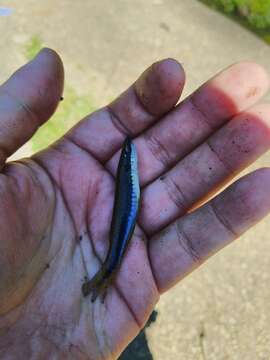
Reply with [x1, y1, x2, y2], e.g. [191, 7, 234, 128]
[82, 266, 111, 303]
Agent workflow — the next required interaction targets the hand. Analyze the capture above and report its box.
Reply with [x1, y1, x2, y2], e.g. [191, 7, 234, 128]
[0, 48, 270, 359]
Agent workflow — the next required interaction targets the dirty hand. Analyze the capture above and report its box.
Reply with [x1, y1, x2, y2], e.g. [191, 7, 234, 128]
[0, 48, 270, 359]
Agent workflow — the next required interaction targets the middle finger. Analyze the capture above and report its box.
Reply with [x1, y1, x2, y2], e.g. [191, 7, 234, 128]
[107, 62, 269, 184]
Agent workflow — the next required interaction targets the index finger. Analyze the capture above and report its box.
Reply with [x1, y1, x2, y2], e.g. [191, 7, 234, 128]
[65, 59, 185, 162]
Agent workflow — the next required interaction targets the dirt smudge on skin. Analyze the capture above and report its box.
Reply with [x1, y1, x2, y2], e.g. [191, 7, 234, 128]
[246, 86, 258, 99]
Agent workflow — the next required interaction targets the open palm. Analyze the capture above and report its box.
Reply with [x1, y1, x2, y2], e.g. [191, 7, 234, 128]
[1, 49, 270, 359]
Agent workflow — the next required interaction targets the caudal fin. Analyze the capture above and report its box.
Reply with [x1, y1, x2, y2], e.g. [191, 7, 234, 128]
[82, 266, 110, 302]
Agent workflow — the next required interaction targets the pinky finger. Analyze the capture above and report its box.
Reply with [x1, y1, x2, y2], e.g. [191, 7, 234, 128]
[149, 168, 270, 293]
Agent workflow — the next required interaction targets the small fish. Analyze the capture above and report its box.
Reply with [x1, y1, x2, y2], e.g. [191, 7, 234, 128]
[82, 137, 140, 302]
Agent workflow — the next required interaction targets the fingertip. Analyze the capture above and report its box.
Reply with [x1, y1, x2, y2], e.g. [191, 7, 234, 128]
[31, 47, 65, 106]
[153, 58, 186, 96]
[37, 47, 63, 62]
[214, 168, 270, 236]
[236, 167, 270, 223]
[3, 47, 65, 123]
[26, 47, 64, 84]
[36, 47, 64, 75]
[213, 61, 270, 112]
[236, 62, 269, 101]
[243, 167, 270, 196]
[233, 61, 270, 91]
[135, 58, 185, 116]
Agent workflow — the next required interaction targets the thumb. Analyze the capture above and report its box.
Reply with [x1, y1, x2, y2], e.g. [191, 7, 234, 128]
[0, 48, 64, 166]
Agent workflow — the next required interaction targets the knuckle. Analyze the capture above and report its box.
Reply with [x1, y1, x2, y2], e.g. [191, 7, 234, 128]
[145, 133, 171, 168]
[175, 221, 201, 263]
[162, 175, 187, 213]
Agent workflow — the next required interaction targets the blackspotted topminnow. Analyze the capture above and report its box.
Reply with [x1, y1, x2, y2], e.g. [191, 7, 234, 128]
[82, 137, 140, 302]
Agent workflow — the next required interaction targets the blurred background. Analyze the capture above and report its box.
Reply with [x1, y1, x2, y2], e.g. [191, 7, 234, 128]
[1, 0, 270, 359]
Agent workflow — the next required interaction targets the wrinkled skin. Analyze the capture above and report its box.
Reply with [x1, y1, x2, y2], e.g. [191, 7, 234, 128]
[1, 49, 270, 359]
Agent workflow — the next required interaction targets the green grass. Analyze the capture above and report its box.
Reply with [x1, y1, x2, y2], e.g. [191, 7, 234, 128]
[200, 0, 270, 44]
[31, 87, 95, 152]
[25, 35, 43, 61]
[24, 36, 96, 152]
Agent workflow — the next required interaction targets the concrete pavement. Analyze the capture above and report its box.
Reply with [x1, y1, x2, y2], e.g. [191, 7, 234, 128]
[1, 0, 270, 358]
